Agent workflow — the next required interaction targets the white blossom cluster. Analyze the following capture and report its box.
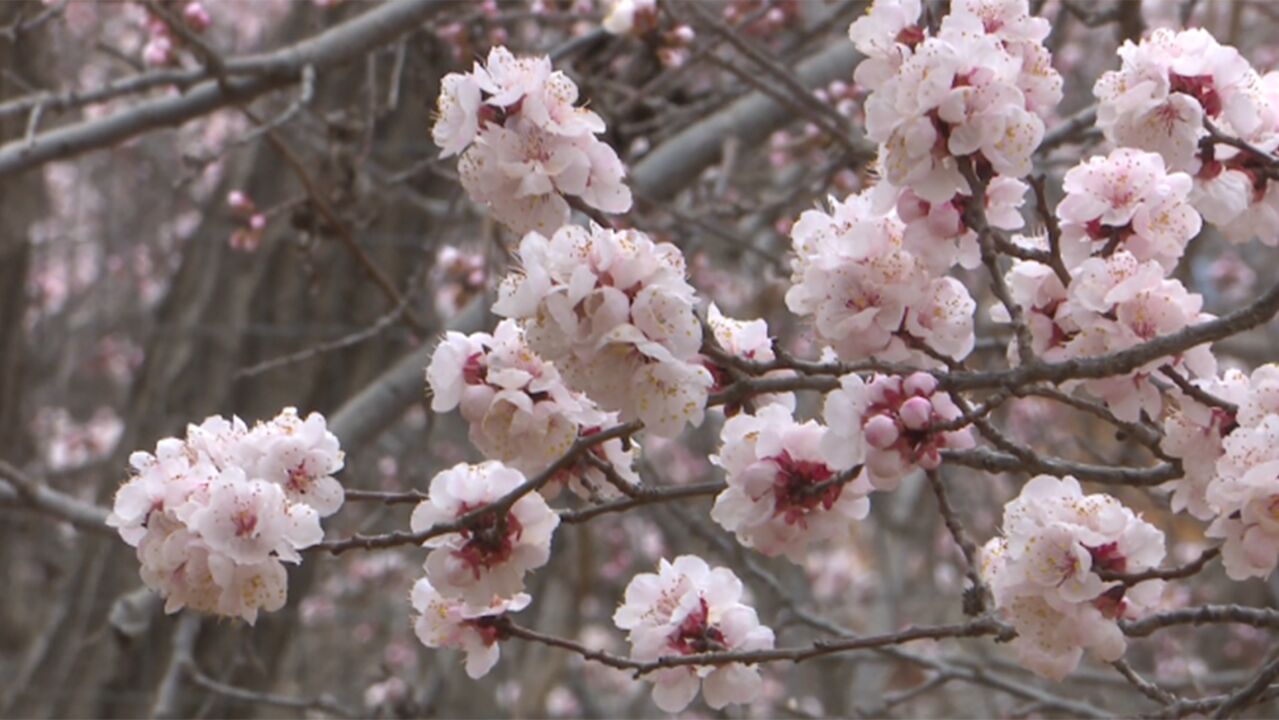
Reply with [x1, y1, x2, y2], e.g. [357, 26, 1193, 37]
[710, 403, 872, 561]
[982, 476, 1166, 680]
[999, 247, 1216, 421]
[823, 371, 976, 490]
[409, 461, 559, 674]
[613, 556, 775, 713]
[433, 47, 632, 235]
[494, 223, 713, 437]
[107, 409, 344, 624]
[1158, 364, 1279, 580]
[426, 318, 639, 500]
[1094, 29, 1279, 243]
[852, 0, 1060, 202]
[785, 187, 979, 365]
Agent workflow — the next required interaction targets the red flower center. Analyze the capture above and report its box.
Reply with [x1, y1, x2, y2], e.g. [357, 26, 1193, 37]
[454, 503, 524, 578]
[768, 450, 840, 526]
[1169, 72, 1222, 117]
[668, 598, 727, 654]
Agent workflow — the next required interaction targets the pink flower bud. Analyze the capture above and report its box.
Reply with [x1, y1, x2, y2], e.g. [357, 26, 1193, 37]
[863, 414, 899, 449]
[917, 447, 942, 470]
[899, 396, 934, 430]
[903, 371, 938, 397]
[142, 36, 173, 67]
[671, 25, 695, 44]
[249, 213, 266, 231]
[183, 2, 210, 32]
[227, 190, 254, 214]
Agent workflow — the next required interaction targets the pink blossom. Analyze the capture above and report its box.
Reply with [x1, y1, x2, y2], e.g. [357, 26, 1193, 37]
[613, 556, 775, 713]
[426, 320, 638, 499]
[1056, 149, 1201, 271]
[494, 224, 712, 437]
[786, 189, 976, 364]
[411, 577, 531, 679]
[821, 372, 975, 490]
[107, 410, 343, 624]
[1161, 369, 1247, 519]
[710, 404, 872, 560]
[434, 47, 632, 233]
[412, 462, 560, 605]
[983, 476, 1165, 679]
[859, 5, 1055, 203]
[182, 2, 210, 32]
[1094, 29, 1279, 244]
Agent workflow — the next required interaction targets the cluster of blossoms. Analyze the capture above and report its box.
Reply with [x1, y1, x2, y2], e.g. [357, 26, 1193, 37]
[1160, 364, 1279, 580]
[432, 47, 632, 235]
[226, 190, 268, 253]
[1054, 148, 1202, 271]
[613, 556, 775, 713]
[710, 403, 872, 560]
[107, 409, 344, 624]
[427, 319, 639, 499]
[494, 223, 713, 437]
[851, 0, 1061, 202]
[822, 372, 975, 490]
[982, 476, 1166, 680]
[704, 303, 794, 411]
[408, 461, 559, 672]
[995, 148, 1214, 420]
[1000, 247, 1216, 421]
[785, 187, 980, 364]
[1094, 29, 1279, 243]
[142, 2, 211, 67]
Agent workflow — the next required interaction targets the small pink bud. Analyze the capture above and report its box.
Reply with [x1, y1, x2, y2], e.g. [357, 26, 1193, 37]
[671, 25, 695, 44]
[765, 7, 785, 24]
[903, 371, 938, 397]
[829, 80, 849, 97]
[142, 36, 173, 67]
[227, 190, 254, 214]
[863, 414, 900, 450]
[657, 47, 687, 69]
[183, 2, 210, 32]
[249, 213, 266, 231]
[917, 447, 942, 470]
[899, 396, 934, 430]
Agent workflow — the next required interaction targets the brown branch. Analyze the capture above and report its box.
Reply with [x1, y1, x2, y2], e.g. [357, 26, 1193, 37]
[315, 421, 643, 554]
[942, 446, 1179, 486]
[0, 459, 112, 533]
[926, 469, 989, 615]
[1098, 547, 1220, 585]
[1112, 659, 1180, 706]
[1121, 605, 1279, 638]
[557, 481, 725, 524]
[1211, 646, 1279, 718]
[0, 0, 447, 177]
[501, 616, 1008, 676]
[257, 127, 428, 335]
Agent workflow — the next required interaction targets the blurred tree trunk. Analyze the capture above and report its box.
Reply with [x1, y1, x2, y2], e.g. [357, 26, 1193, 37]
[4, 5, 450, 716]
[0, 0, 51, 681]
